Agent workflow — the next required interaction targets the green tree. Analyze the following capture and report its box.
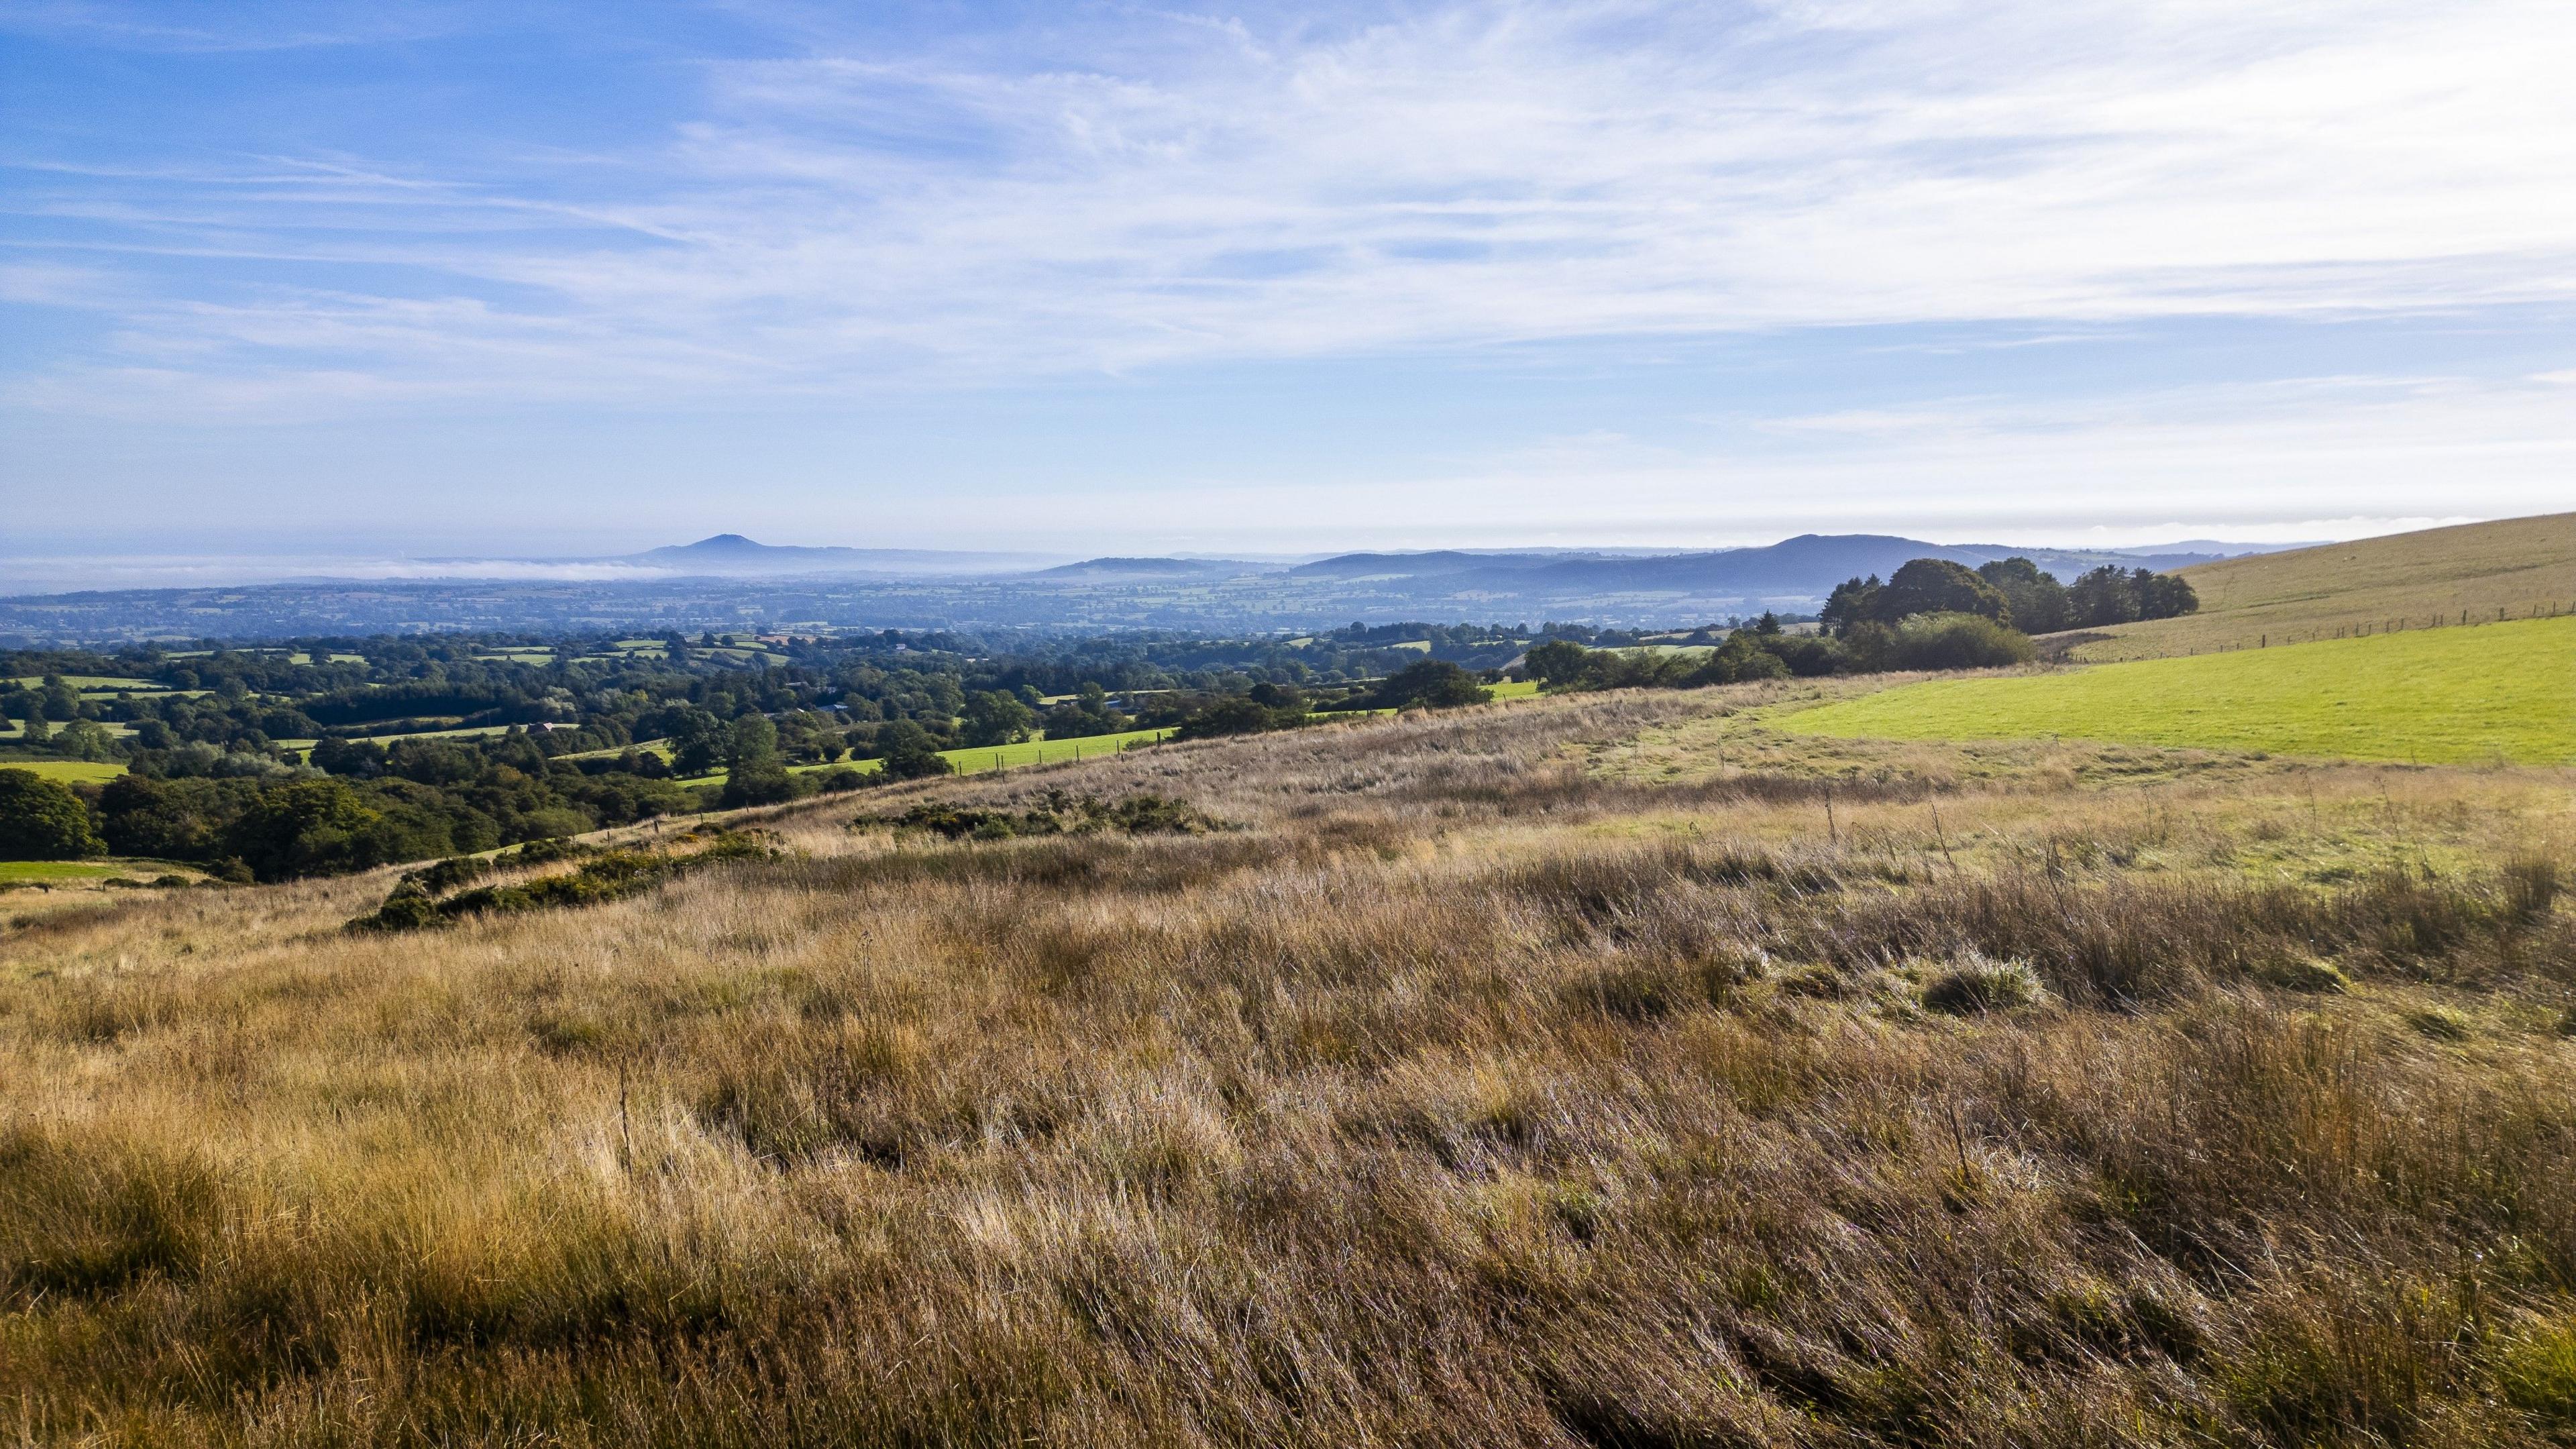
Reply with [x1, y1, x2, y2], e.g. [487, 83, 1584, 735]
[98, 774, 215, 859]
[39, 675, 81, 722]
[1368, 659, 1491, 710]
[1819, 576, 1882, 635]
[221, 778, 383, 881]
[0, 768, 105, 861]
[2137, 570, 2200, 620]
[1177, 696, 1275, 740]
[1695, 631, 1790, 684]
[2068, 566, 2141, 627]
[876, 720, 953, 780]
[960, 690, 1036, 747]
[1872, 559, 2010, 625]
[667, 710, 727, 776]
[719, 715, 796, 807]
[1975, 558, 2072, 633]
[50, 718, 118, 761]
[1523, 640, 1590, 686]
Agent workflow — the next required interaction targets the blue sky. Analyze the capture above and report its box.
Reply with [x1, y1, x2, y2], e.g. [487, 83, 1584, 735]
[4, 0, 2573, 568]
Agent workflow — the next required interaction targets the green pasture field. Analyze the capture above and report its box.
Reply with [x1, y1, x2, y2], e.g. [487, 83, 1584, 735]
[7, 676, 162, 696]
[674, 728, 1183, 787]
[351, 724, 515, 745]
[1784, 614, 2576, 765]
[888, 729, 1178, 777]
[0, 861, 133, 883]
[0, 759, 128, 784]
[2059, 511, 2575, 661]
[0, 859, 200, 885]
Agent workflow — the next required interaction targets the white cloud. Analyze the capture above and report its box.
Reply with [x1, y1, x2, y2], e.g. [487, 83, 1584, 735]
[868, 368, 2576, 551]
[9, 0, 2576, 409]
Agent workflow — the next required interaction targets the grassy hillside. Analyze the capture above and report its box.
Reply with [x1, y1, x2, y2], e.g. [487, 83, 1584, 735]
[4, 687, 2573, 1444]
[1784, 614, 2576, 765]
[2059, 512, 2576, 661]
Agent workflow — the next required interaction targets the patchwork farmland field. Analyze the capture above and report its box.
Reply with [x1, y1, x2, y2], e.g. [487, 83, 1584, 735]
[1787, 614, 2576, 764]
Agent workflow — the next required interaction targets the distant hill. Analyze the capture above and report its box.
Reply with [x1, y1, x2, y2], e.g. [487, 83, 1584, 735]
[633, 535, 1061, 577]
[2051, 513, 2576, 661]
[1277, 535, 2266, 600]
[1031, 557, 1270, 582]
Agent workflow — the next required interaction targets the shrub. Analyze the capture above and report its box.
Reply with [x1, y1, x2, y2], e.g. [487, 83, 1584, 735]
[1368, 659, 1491, 710]
[718, 764, 800, 808]
[346, 835, 777, 932]
[1177, 696, 1281, 740]
[875, 721, 953, 780]
[0, 769, 105, 861]
[2404, 1008, 2471, 1042]
[869, 794, 1217, 842]
[2493, 1319, 2576, 1428]
[402, 854, 494, 894]
[1890, 613, 2037, 671]
[1921, 955, 2045, 1014]
[1684, 631, 1790, 686]
[2504, 856, 2560, 926]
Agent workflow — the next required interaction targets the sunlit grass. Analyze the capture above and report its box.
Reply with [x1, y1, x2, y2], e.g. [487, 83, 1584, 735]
[0, 759, 127, 782]
[1784, 615, 2576, 764]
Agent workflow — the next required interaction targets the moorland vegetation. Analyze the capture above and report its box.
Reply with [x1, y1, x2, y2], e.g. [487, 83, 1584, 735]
[2, 674, 2571, 1445]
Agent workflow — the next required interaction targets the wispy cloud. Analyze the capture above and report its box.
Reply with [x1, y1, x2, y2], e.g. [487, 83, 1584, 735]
[9, 0, 2574, 413]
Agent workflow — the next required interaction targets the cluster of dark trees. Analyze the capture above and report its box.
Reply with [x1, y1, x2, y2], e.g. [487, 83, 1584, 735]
[1823, 558, 2196, 637]
[1171, 660, 1497, 741]
[1524, 557, 2194, 697]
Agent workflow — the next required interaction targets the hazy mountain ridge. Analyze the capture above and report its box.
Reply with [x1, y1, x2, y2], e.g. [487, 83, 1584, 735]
[0, 532, 2306, 644]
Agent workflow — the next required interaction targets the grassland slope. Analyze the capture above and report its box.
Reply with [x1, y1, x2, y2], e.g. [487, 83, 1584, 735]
[2057, 511, 2576, 661]
[3, 686, 2573, 1445]
[1787, 614, 2576, 765]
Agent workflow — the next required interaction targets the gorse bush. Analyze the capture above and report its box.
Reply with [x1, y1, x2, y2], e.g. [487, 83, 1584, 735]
[1920, 953, 2045, 1014]
[867, 792, 1219, 842]
[346, 832, 778, 932]
[1888, 611, 2038, 670]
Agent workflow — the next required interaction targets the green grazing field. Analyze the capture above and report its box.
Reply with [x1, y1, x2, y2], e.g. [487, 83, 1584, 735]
[353, 724, 515, 745]
[2057, 511, 2575, 661]
[675, 728, 1187, 785]
[907, 728, 1177, 776]
[0, 860, 144, 883]
[1784, 614, 2576, 764]
[0, 759, 128, 783]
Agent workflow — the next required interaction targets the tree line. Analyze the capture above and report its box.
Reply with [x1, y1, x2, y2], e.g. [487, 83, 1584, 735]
[1522, 557, 2196, 694]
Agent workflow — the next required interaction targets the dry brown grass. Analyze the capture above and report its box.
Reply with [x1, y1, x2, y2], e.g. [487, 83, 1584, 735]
[4, 685, 2574, 1446]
